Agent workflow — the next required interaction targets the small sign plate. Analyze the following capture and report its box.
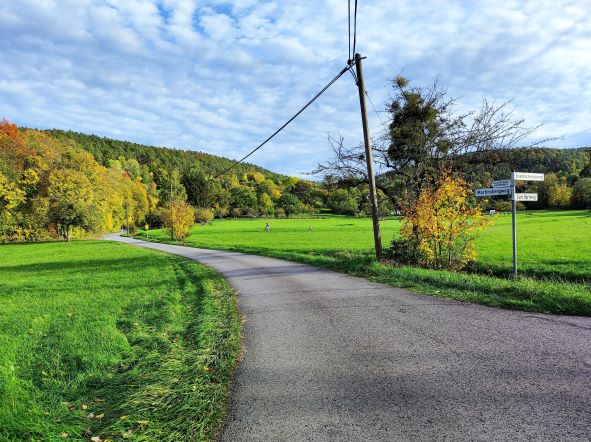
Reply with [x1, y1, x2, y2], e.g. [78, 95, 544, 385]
[475, 188, 511, 197]
[512, 172, 544, 181]
[492, 179, 512, 188]
[513, 193, 538, 201]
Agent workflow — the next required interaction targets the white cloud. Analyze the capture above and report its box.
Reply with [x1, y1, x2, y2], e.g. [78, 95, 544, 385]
[0, 0, 589, 177]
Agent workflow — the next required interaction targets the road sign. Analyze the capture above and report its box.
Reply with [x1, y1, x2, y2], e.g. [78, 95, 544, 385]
[492, 179, 512, 188]
[513, 193, 538, 201]
[475, 187, 511, 197]
[475, 172, 542, 278]
[512, 172, 544, 181]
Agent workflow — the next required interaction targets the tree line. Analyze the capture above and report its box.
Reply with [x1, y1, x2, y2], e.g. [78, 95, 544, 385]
[1, 120, 393, 242]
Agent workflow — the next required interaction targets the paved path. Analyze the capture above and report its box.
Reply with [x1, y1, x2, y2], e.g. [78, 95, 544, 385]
[106, 234, 591, 441]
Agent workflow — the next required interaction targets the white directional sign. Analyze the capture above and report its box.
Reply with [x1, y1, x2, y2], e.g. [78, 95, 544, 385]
[475, 187, 511, 197]
[513, 193, 538, 201]
[492, 179, 512, 188]
[475, 171, 541, 277]
[512, 172, 544, 181]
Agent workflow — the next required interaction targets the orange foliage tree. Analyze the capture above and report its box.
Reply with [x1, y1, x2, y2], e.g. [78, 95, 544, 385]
[392, 175, 493, 270]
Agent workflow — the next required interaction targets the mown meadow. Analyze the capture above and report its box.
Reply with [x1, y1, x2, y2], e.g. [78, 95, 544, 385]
[145, 210, 591, 316]
[0, 241, 240, 441]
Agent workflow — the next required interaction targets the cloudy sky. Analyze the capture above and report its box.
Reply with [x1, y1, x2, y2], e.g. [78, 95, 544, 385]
[1, 0, 590, 176]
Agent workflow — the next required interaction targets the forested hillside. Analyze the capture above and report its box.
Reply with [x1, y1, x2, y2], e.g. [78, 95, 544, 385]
[512, 147, 590, 175]
[44, 129, 286, 182]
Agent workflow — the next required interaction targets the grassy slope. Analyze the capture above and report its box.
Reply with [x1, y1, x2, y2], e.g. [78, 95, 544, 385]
[0, 241, 240, 442]
[145, 211, 591, 316]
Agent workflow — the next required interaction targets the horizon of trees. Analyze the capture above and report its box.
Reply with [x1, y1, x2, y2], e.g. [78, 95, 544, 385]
[1, 117, 590, 243]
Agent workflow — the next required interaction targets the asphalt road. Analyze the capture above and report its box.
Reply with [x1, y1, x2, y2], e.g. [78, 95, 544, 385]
[106, 234, 591, 441]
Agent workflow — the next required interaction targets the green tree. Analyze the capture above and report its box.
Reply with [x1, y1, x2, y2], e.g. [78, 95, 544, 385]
[230, 186, 257, 214]
[572, 178, 591, 208]
[327, 189, 359, 215]
[47, 169, 102, 241]
[258, 192, 275, 217]
[158, 169, 187, 204]
[276, 192, 304, 217]
[182, 167, 208, 207]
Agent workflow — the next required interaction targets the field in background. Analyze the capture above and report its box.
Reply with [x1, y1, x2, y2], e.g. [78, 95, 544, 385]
[147, 211, 591, 282]
[145, 210, 591, 315]
[0, 241, 240, 441]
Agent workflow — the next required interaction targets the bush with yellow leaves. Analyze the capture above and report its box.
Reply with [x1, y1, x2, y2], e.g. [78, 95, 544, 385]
[388, 175, 494, 270]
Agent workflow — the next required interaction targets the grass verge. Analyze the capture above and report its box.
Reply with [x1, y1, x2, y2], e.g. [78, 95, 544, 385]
[0, 241, 241, 441]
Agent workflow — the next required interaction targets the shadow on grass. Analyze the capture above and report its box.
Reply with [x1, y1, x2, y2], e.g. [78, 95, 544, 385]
[0, 256, 163, 275]
[470, 262, 591, 284]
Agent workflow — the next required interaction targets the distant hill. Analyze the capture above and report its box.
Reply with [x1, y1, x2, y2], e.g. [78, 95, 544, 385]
[511, 147, 590, 175]
[43, 129, 287, 181]
[457, 146, 591, 181]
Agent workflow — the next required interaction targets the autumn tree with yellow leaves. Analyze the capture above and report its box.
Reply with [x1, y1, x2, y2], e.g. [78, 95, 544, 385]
[162, 199, 195, 241]
[389, 175, 493, 270]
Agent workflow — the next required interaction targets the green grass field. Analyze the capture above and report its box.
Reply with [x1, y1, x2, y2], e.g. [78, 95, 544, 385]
[145, 210, 591, 315]
[0, 241, 240, 441]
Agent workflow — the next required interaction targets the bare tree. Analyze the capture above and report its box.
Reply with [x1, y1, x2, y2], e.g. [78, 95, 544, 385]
[314, 77, 552, 199]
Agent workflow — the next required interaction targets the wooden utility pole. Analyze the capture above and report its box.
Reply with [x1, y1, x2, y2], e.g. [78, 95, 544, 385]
[354, 53, 383, 260]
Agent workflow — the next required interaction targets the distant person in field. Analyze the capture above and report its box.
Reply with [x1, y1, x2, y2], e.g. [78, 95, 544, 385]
[265, 223, 271, 232]
[308, 225, 313, 231]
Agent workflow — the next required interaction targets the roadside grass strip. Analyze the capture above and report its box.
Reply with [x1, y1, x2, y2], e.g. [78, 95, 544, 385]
[0, 241, 241, 441]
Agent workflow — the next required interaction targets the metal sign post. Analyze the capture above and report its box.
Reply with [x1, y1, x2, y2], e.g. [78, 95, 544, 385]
[475, 172, 544, 277]
[511, 178, 517, 276]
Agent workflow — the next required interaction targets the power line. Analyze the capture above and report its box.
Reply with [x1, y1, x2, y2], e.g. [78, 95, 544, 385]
[348, 0, 351, 61]
[214, 63, 354, 179]
[352, 0, 358, 57]
[364, 88, 386, 126]
[347, 64, 384, 127]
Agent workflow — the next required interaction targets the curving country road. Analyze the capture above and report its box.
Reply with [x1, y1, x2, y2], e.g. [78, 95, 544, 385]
[105, 234, 591, 441]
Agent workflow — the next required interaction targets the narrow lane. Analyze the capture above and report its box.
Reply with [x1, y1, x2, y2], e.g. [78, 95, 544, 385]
[106, 234, 591, 441]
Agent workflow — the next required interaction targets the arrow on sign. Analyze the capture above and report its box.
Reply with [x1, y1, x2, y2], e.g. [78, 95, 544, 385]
[475, 188, 511, 197]
[492, 179, 512, 188]
[513, 193, 538, 201]
[512, 172, 544, 181]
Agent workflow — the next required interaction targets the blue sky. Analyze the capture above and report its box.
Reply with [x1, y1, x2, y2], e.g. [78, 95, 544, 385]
[1, 0, 590, 177]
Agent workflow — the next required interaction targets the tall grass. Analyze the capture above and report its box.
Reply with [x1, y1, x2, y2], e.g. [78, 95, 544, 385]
[0, 241, 241, 441]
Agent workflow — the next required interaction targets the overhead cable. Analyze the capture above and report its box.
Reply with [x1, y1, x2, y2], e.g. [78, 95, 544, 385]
[214, 63, 354, 179]
[348, 0, 351, 61]
[352, 0, 358, 57]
